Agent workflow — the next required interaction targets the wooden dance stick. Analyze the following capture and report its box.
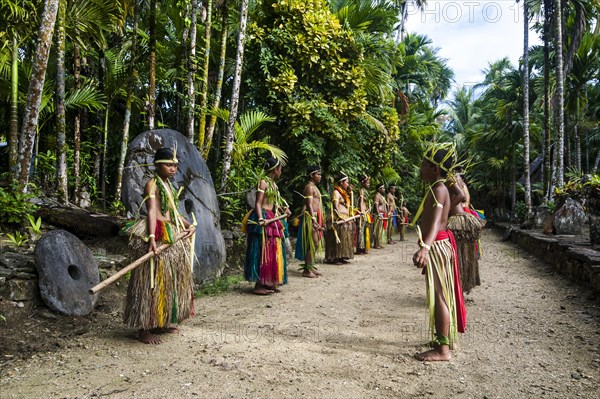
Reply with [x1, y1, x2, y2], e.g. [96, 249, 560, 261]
[264, 213, 290, 225]
[89, 231, 188, 295]
[336, 214, 361, 225]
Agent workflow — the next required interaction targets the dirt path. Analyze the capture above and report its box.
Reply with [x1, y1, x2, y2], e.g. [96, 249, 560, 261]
[1, 228, 600, 398]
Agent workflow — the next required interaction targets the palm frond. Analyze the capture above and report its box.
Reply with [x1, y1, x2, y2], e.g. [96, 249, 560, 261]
[363, 112, 388, 135]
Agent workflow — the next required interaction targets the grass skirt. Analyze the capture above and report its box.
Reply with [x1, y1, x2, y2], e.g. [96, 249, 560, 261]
[386, 211, 396, 240]
[122, 219, 194, 330]
[325, 219, 355, 261]
[426, 237, 463, 348]
[372, 215, 386, 248]
[447, 213, 486, 292]
[295, 211, 324, 268]
[244, 210, 288, 286]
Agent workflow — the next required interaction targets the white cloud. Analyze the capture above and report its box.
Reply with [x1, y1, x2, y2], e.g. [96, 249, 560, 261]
[405, 0, 542, 92]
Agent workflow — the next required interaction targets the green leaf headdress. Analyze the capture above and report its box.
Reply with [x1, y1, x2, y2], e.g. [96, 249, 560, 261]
[423, 141, 456, 173]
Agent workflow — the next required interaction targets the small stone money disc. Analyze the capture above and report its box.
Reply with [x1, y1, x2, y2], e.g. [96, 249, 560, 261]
[35, 230, 99, 316]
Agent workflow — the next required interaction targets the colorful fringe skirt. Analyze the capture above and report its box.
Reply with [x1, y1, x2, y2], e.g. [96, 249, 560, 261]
[243, 210, 288, 286]
[122, 219, 195, 330]
[356, 214, 371, 253]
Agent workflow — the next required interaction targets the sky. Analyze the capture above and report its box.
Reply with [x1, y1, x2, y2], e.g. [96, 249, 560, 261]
[405, 0, 542, 94]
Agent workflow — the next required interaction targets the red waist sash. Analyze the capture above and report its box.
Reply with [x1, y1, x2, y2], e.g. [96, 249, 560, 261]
[434, 229, 467, 333]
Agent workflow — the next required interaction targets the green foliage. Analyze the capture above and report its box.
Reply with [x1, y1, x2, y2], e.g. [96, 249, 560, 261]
[514, 201, 528, 221]
[194, 274, 244, 297]
[246, 0, 368, 163]
[0, 314, 5, 322]
[542, 200, 555, 214]
[35, 150, 57, 190]
[67, 141, 102, 202]
[0, 187, 38, 225]
[209, 108, 287, 166]
[553, 180, 584, 206]
[26, 214, 42, 234]
[6, 231, 28, 247]
[109, 200, 125, 215]
[584, 174, 600, 191]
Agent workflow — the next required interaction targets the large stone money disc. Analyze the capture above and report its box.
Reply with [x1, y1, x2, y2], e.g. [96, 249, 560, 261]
[35, 230, 99, 316]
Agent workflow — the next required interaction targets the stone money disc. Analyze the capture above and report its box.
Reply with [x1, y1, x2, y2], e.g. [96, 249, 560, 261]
[35, 230, 99, 316]
[246, 187, 257, 209]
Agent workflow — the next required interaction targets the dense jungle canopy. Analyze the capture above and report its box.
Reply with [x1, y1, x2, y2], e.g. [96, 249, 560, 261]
[1, 0, 599, 227]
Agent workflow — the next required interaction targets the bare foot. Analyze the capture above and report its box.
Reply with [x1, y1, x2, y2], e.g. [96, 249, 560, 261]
[313, 269, 322, 276]
[302, 270, 318, 278]
[414, 347, 452, 361]
[253, 287, 274, 295]
[138, 329, 162, 344]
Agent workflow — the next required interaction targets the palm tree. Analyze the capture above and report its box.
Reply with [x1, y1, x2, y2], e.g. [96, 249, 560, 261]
[147, 0, 156, 130]
[197, 0, 212, 148]
[396, 0, 427, 42]
[521, 0, 532, 213]
[543, 0, 552, 199]
[186, 0, 198, 142]
[554, 0, 565, 187]
[204, 0, 229, 160]
[68, 0, 117, 204]
[16, 0, 60, 189]
[55, 0, 68, 203]
[115, 0, 139, 200]
[221, 0, 249, 189]
[330, 0, 402, 103]
[444, 85, 476, 153]
[1, 0, 38, 180]
[565, 33, 600, 174]
[211, 109, 287, 168]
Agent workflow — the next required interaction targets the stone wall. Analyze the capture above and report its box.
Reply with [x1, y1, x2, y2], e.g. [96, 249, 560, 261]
[494, 223, 600, 291]
[0, 250, 38, 303]
[1, 227, 293, 307]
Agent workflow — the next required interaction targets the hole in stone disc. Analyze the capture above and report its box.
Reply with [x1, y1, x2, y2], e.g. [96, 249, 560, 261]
[68, 265, 81, 280]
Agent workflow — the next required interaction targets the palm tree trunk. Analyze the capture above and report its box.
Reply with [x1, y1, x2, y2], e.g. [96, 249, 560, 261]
[9, 34, 19, 179]
[98, 49, 106, 203]
[510, 144, 516, 209]
[73, 44, 82, 204]
[574, 121, 581, 172]
[56, 0, 69, 204]
[197, 0, 213, 149]
[220, 0, 249, 189]
[593, 149, 600, 173]
[543, 0, 552, 200]
[522, 0, 532, 212]
[204, 0, 228, 160]
[565, 123, 570, 170]
[17, 0, 60, 189]
[115, 1, 139, 201]
[554, 0, 565, 187]
[148, 0, 156, 130]
[186, 0, 199, 142]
